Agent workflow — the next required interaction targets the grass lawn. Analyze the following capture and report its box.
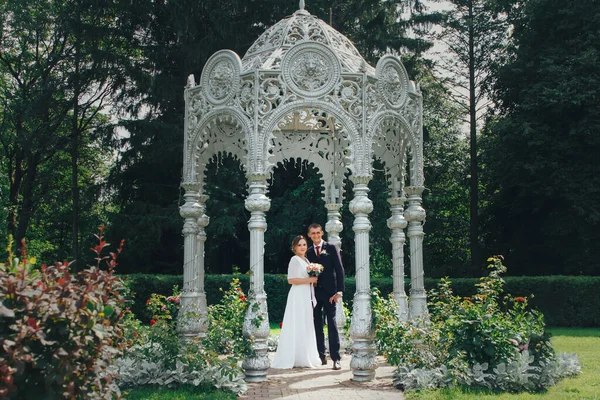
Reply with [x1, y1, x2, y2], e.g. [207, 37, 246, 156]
[406, 327, 600, 400]
[125, 384, 236, 400]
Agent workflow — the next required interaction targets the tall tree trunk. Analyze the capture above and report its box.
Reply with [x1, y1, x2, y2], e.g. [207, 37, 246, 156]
[7, 151, 24, 238]
[15, 153, 41, 255]
[468, 0, 480, 276]
[71, 4, 81, 271]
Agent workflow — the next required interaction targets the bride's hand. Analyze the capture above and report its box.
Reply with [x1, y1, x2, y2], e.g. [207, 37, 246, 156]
[308, 276, 318, 284]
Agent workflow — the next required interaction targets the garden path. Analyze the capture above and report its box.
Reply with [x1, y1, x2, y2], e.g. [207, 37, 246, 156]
[239, 354, 404, 399]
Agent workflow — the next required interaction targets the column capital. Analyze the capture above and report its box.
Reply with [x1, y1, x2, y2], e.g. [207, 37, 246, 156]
[404, 185, 425, 197]
[350, 175, 372, 185]
[246, 173, 270, 183]
[387, 196, 406, 207]
[181, 181, 202, 193]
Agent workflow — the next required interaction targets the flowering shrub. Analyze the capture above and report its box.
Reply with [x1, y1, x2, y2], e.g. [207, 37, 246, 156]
[429, 256, 548, 369]
[117, 281, 249, 395]
[203, 278, 256, 359]
[0, 230, 129, 399]
[373, 256, 580, 392]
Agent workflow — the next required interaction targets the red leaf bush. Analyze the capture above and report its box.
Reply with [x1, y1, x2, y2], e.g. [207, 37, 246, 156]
[0, 231, 129, 399]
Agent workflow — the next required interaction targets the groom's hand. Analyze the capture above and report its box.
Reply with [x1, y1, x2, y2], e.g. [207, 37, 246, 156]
[329, 293, 341, 304]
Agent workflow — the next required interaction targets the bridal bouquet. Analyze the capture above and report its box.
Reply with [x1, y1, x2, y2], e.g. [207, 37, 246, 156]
[307, 263, 324, 286]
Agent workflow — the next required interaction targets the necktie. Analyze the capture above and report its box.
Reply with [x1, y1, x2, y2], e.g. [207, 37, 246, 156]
[316, 245, 321, 257]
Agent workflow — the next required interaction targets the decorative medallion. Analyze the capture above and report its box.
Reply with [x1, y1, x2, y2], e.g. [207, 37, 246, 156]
[200, 50, 241, 105]
[281, 42, 341, 98]
[376, 56, 409, 109]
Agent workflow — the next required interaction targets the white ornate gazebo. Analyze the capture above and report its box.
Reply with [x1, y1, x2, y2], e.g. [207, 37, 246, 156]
[179, 1, 427, 383]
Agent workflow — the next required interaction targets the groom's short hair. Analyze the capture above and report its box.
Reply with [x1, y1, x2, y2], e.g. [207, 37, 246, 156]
[308, 223, 322, 232]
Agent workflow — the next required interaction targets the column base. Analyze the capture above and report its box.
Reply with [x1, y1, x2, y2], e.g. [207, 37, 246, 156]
[242, 352, 270, 382]
[350, 338, 377, 382]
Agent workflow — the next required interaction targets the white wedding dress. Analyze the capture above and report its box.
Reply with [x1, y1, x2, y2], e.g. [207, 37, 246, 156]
[271, 255, 321, 369]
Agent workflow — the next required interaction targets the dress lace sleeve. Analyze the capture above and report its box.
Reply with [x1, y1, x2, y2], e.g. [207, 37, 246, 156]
[287, 256, 305, 279]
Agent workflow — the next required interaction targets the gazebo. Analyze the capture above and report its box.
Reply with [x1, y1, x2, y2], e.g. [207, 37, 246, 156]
[179, 1, 427, 383]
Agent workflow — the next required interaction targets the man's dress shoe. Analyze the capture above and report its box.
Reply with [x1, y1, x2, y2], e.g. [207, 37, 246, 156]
[333, 360, 341, 370]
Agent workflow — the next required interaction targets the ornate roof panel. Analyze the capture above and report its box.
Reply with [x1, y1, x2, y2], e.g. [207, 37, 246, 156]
[241, 9, 375, 75]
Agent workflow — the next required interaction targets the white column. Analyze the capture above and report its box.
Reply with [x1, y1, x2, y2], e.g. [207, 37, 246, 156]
[178, 183, 209, 341]
[387, 197, 409, 321]
[242, 174, 271, 382]
[325, 203, 343, 248]
[348, 175, 376, 382]
[325, 202, 346, 352]
[404, 186, 428, 319]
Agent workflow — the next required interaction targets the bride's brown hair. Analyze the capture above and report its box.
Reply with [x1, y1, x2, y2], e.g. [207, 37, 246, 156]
[291, 235, 306, 254]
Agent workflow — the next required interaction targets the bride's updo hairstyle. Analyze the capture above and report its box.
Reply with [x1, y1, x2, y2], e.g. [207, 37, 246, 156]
[291, 235, 306, 254]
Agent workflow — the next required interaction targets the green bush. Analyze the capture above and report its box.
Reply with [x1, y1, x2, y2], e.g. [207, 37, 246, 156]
[0, 233, 128, 399]
[117, 282, 249, 395]
[203, 278, 255, 357]
[372, 257, 581, 392]
[123, 273, 600, 327]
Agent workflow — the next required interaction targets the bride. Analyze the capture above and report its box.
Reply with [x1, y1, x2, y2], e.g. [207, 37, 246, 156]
[271, 235, 322, 369]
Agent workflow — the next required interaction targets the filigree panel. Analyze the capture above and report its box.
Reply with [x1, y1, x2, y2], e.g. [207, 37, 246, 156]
[186, 87, 212, 138]
[281, 43, 341, 98]
[364, 82, 382, 122]
[240, 9, 375, 75]
[270, 110, 351, 201]
[369, 112, 423, 188]
[237, 79, 255, 118]
[376, 56, 409, 110]
[200, 50, 242, 105]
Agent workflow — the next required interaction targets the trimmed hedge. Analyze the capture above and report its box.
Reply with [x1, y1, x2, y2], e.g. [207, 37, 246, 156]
[122, 274, 600, 327]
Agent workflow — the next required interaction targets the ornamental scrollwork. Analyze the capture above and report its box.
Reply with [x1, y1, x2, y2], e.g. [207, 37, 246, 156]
[336, 79, 363, 118]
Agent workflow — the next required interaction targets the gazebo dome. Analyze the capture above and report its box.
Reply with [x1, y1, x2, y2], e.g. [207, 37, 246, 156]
[241, 7, 375, 75]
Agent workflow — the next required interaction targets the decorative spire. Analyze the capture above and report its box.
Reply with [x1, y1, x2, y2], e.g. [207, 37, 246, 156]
[299, 0, 305, 10]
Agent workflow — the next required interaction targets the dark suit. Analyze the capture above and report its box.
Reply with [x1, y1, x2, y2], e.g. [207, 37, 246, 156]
[308, 241, 345, 362]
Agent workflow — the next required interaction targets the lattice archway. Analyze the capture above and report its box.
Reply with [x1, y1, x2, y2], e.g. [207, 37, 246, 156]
[179, 1, 426, 383]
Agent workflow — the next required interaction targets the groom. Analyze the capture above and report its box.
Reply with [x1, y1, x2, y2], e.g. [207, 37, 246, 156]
[307, 223, 345, 371]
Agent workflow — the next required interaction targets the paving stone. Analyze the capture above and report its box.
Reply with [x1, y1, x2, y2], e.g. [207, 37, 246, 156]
[238, 354, 404, 400]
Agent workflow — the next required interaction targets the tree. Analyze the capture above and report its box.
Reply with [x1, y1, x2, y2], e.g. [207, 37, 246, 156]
[0, 0, 132, 266]
[481, 0, 600, 276]
[419, 68, 471, 277]
[0, 0, 72, 252]
[430, 0, 509, 274]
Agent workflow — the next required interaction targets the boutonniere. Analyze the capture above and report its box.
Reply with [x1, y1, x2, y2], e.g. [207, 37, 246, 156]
[320, 248, 328, 256]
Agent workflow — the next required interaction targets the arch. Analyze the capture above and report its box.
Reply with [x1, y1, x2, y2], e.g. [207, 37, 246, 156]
[185, 107, 254, 185]
[257, 100, 362, 176]
[368, 110, 424, 187]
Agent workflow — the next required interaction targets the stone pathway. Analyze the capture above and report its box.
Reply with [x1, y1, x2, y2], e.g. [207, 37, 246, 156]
[239, 355, 405, 399]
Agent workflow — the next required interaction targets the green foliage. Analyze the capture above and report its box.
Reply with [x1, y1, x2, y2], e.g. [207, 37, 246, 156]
[481, 0, 600, 276]
[123, 273, 600, 327]
[429, 257, 548, 368]
[203, 278, 253, 358]
[373, 256, 580, 392]
[419, 69, 471, 277]
[118, 282, 248, 395]
[0, 232, 128, 399]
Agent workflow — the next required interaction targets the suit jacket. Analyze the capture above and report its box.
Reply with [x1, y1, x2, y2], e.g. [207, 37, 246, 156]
[307, 241, 345, 298]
